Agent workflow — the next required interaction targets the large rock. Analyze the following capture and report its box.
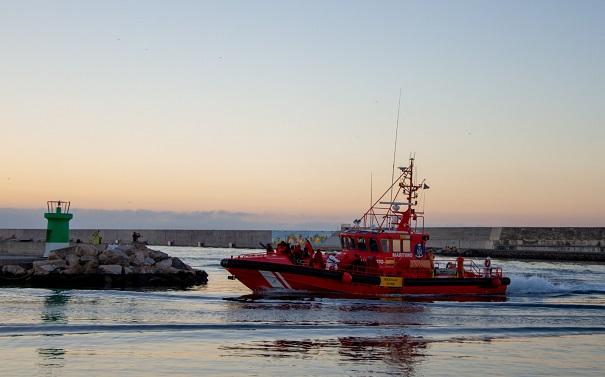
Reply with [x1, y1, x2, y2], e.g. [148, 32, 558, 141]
[2, 265, 26, 275]
[98, 264, 123, 275]
[80, 255, 98, 263]
[62, 264, 84, 275]
[134, 266, 155, 274]
[119, 245, 136, 256]
[149, 250, 169, 261]
[143, 257, 155, 266]
[48, 248, 71, 261]
[82, 260, 99, 274]
[129, 250, 147, 266]
[171, 257, 189, 270]
[66, 253, 80, 267]
[98, 250, 129, 266]
[76, 245, 100, 257]
[33, 260, 66, 275]
[154, 258, 173, 269]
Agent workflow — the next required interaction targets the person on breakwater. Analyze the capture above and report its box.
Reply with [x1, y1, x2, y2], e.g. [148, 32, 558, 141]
[132, 232, 141, 243]
[90, 230, 102, 245]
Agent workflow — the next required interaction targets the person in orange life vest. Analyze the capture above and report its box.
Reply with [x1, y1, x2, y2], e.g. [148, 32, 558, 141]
[276, 241, 287, 255]
[312, 249, 325, 269]
[293, 244, 303, 261]
[303, 240, 314, 259]
[457, 255, 465, 278]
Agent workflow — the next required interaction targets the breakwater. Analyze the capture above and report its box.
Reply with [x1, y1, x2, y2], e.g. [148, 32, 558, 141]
[0, 229, 271, 250]
[1, 227, 604, 260]
[426, 227, 605, 261]
[427, 227, 605, 254]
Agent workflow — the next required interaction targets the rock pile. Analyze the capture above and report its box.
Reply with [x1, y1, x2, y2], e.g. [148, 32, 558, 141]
[0, 244, 208, 289]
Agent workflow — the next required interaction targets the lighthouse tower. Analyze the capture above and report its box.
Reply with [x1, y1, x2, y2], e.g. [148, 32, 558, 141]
[44, 201, 73, 257]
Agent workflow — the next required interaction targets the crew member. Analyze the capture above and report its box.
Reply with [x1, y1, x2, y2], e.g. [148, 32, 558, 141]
[456, 255, 465, 278]
[484, 256, 492, 277]
[265, 243, 274, 254]
[312, 249, 325, 269]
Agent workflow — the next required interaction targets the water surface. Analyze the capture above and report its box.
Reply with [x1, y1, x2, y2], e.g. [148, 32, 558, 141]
[1, 247, 604, 376]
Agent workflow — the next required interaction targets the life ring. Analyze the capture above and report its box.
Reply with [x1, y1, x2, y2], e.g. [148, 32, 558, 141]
[484, 258, 491, 268]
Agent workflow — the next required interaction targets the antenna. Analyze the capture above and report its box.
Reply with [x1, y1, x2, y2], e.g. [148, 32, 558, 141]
[390, 88, 402, 202]
[370, 171, 373, 209]
[370, 171, 373, 227]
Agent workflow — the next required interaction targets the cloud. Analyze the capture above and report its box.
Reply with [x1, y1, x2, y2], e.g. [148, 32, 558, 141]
[0, 208, 342, 230]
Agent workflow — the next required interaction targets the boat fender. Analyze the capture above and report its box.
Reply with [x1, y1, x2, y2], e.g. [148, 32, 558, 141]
[342, 272, 353, 284]
[501, 277, 511, 286]
[484, 258, 491, 268]
[491, 277, 501, 287]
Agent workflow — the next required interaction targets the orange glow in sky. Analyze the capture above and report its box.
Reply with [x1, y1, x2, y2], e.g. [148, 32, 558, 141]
[1, 2, 603, 227]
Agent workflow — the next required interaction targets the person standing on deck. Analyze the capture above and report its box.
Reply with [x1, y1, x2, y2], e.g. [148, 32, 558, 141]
[457, 255, 465, 278]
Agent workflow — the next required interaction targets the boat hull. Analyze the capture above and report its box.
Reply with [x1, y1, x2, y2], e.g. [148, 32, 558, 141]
[221, 258, 509, 297]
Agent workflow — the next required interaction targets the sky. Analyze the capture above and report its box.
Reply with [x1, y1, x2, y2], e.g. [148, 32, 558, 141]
[0, 0, 604, 229]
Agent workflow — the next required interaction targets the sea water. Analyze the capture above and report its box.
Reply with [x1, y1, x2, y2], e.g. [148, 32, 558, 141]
[0, 247, 604, 376]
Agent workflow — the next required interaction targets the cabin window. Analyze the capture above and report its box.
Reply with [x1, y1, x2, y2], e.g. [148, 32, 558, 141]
[347, 237, 355, 249]
[380, 239, 388, 252]
[357, 238, 367, 250]
[369, 238, 379, 252]
[392, 239, 402, 252]
[340, 238, 345, 249]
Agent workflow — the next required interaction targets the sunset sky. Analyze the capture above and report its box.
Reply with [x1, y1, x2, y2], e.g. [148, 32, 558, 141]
[1, 1, 603, 229]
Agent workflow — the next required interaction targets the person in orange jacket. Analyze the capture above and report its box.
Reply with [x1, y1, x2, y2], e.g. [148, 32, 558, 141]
[457, 255, 465, 278]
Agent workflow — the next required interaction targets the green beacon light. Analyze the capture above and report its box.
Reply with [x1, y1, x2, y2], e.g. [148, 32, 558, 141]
[44, 200, 73, 257]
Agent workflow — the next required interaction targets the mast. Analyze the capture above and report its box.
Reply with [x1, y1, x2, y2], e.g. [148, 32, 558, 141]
[357, 155, 427, 233]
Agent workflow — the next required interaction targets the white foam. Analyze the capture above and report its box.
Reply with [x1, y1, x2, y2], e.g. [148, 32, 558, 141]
[507, 274, 605, 295]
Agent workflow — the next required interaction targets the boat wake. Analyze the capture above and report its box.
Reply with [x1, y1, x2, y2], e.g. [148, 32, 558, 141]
[507, 274, 605, 296]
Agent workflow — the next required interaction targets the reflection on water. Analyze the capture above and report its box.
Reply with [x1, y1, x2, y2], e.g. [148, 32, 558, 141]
[37, 347, 66, 369]
[231, 292, 508, 303]
[221, 336, 426, 376]
[41, 290, 70, 323]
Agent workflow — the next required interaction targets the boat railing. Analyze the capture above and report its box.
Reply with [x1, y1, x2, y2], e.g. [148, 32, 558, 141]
[487, 267, 503, 278]
[467, 260, 482, 275]
[433, 259, 503, 278]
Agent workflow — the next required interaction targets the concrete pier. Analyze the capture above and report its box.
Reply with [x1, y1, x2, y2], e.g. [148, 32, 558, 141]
[0, 229, 271, 249]
[1, 227, 604, 261]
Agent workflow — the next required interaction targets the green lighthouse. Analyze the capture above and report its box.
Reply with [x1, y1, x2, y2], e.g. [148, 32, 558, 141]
[44, 201, 73, 257]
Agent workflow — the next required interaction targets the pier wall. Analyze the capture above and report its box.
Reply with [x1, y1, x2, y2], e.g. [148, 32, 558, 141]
[426, 227, 605, 253]
[0, 229, 271, 249]
[1, 228, 604, 259]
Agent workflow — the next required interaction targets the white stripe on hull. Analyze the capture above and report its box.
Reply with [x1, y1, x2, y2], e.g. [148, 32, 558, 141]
[274, 272, 292, 289]
[259, 270, 285, 288]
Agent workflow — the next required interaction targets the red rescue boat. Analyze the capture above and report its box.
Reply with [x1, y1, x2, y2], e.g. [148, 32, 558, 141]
[221, 157, 510, 298]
